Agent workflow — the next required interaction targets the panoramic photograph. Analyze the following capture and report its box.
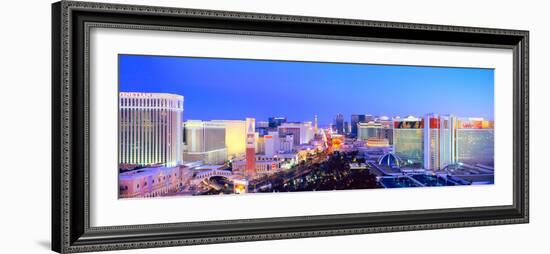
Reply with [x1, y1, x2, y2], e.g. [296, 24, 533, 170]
[117, 54, 495, 199]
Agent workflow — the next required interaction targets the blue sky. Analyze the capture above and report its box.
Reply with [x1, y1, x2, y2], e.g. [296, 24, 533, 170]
[119, 55, 494, 126]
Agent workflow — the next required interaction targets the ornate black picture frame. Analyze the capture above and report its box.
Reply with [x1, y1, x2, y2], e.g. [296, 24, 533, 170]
[52, 1, 529, 253]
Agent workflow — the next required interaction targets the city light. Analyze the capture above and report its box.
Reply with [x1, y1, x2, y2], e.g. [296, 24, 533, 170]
[118, 55, 494, 199]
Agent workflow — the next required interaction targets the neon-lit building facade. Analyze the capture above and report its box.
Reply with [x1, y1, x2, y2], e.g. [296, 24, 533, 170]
[119, 92, 183, 167]
[366, 137, 390, 148]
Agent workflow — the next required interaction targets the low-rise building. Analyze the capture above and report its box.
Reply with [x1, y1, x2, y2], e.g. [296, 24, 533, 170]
[119, 166, 193, 198]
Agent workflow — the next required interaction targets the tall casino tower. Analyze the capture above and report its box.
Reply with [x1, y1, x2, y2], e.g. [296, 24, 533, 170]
[245, 118, 256, 177]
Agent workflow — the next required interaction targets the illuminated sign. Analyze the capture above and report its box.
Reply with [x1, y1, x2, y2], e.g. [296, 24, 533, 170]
[394, 120, 423, 129]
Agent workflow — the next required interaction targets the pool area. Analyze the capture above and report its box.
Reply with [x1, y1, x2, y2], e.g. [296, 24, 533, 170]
[377, 173, 487, 188]
[449, 174, 494, 185]
[411, 174, 459, 186]
[379, 176, 422, 188]
[373, 162, 495, 189]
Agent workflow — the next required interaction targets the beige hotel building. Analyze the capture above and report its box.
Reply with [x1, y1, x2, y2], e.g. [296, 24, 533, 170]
[119, 92, 184, 167]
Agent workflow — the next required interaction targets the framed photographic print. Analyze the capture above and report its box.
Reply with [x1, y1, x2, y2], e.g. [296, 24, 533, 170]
[51, 1, 529, 253]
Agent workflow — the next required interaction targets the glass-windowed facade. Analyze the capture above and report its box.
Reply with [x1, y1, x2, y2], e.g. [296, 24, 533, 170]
[393, 129, 424, 163]
[358, 122, 383, 140]
[183, 120, 227, 164]
[119, 92, 183, 167]
[456, 129, 494, 166]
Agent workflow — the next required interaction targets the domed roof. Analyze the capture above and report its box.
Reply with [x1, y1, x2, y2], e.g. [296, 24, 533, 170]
[378, 153, 401, 168]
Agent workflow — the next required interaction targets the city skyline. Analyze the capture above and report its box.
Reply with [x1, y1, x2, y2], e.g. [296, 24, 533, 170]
[119, 55, 494, 125]
[118, 55, 495, 199]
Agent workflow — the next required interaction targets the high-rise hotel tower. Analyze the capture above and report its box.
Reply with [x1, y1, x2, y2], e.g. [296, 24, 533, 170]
[119, 92, 183, 167]
[393, 116, 424, 164]
[182, 120, 227, 165]
[423, 114, 457, 170]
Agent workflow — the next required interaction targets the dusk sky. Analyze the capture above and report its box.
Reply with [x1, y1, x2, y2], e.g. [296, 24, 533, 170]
[119, 54, 494, 126]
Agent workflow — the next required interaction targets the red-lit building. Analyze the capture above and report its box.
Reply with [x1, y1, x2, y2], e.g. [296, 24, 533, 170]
[423, 114, 457, 170]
